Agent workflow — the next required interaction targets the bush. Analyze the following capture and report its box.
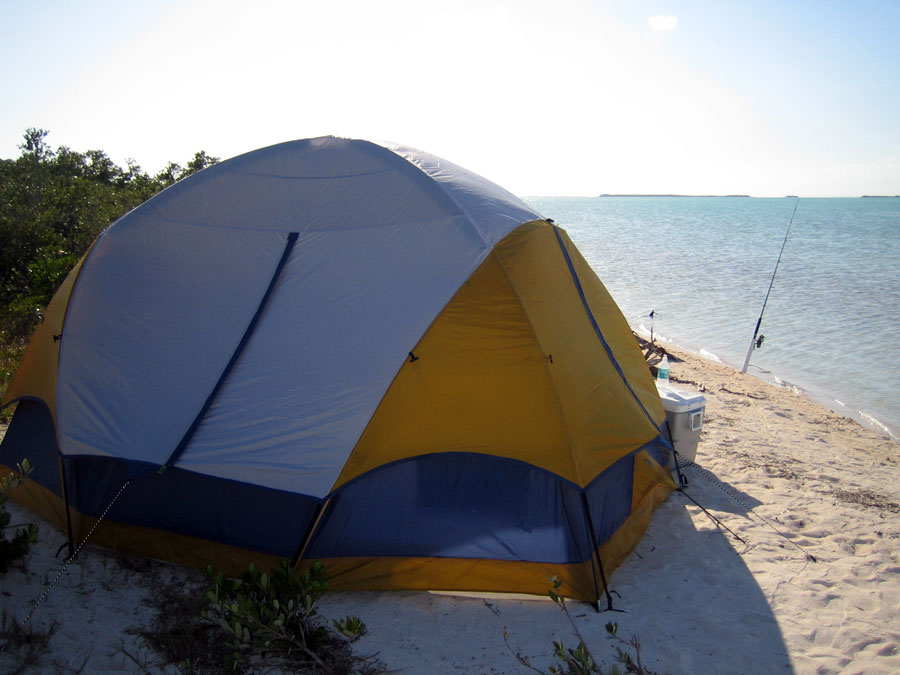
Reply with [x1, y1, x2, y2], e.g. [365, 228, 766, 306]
[201, 559, 373, 673]
[0, 459, 38, 573]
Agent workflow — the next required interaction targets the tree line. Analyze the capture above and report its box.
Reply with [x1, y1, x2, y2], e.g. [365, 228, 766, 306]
[0, 128, 218, 399]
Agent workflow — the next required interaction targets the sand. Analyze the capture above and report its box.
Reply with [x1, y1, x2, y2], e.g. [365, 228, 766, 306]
[1, 346, 898, 674]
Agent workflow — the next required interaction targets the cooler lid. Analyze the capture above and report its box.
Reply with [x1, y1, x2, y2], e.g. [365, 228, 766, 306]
[655, 382, 707, 413]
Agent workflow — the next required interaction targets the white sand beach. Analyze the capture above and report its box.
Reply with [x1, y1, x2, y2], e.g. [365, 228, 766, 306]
[2, 347, 898, 674]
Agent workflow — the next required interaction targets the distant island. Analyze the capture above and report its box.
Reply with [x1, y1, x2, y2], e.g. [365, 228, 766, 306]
[591, 193, 899, 199]
[597, 194, 751, 198]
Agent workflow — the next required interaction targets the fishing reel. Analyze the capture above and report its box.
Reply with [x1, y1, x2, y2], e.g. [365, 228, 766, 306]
[755, 334, 765, 348]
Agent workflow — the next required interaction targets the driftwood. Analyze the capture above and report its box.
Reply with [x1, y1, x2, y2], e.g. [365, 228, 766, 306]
[634, 333, 682, 375]
[670, 376, 708, 392]
[719, 387, 768, 400]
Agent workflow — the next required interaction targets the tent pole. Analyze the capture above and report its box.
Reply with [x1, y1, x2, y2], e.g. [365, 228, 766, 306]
[579, 491, 614, 612]
[290, 496, 333, 569]
[57, 456, 75, 557]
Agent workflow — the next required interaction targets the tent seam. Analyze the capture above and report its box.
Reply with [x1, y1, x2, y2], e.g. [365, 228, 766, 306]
[551, 227, 662, 433]
[164, 231, 300, 469]
[381, 144, 491, 250]
[490, 230, 586, 487]
[53, 239, 102, 454]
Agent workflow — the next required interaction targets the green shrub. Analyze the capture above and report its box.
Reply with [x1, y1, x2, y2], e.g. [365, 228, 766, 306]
[201, 559, 370, 673]
[0, 458, 39, 573]
[332, 615, 367, 641]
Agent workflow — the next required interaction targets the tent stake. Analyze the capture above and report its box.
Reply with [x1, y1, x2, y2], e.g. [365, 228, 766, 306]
[579, 491, 617, 612]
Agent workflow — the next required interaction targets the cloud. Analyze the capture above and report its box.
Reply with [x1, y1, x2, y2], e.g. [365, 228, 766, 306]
[647, 14, 678, 31]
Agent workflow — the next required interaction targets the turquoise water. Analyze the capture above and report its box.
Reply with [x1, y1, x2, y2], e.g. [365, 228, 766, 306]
[525, 196, 900, 439]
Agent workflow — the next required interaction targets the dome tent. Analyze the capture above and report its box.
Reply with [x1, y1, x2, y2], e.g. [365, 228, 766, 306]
[0, 136, 675, 603]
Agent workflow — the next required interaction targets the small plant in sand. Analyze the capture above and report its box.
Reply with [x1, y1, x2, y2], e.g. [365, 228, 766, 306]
[332, 614, 367, 640]
[201, 559, 371, 673]
[0, 458, 38, 573]
[504, 577, 653, 675]
[0, 609, 59, 672]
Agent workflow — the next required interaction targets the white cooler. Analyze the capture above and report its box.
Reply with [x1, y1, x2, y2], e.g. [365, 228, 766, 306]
[655, 382, 706, 465]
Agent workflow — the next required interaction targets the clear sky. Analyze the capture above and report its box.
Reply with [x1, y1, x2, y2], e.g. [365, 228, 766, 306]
[2, 0, 898, 197]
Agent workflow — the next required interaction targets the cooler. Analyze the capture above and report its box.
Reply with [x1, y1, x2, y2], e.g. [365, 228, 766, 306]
[655, 382, 706, 465]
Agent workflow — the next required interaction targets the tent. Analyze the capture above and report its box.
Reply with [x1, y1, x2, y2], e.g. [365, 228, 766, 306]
[0, 136, 674, 603]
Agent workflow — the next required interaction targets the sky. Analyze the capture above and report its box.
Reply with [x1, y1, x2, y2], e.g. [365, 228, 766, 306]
[1, 0, 898, 197]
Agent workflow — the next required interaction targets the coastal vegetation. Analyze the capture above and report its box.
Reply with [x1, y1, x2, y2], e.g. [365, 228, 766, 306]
[0, 458, 36, 572]
[134, 559, 377, 674]
[0, 129, 218, 410]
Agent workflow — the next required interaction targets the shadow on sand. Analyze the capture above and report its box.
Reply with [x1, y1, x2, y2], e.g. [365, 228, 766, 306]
[312, 463, 793, 675]
[677, 461, 764, 514]
[592, 466, 792, 674]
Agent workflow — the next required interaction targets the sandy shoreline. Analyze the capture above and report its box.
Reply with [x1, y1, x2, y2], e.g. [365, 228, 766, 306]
[2, 346, 899, 673]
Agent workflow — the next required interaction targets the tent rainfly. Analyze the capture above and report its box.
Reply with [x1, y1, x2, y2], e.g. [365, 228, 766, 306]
[0, 136, 675, 604]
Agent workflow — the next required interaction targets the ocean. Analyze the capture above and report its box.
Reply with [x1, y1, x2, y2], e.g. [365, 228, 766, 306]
[524, 196, 900, 439]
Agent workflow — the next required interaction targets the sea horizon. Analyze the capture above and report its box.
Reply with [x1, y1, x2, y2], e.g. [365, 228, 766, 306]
[524, 194, 900, 200]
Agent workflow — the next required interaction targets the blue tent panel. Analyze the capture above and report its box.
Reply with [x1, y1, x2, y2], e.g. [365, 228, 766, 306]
[63, 457, 319, 558]
[306, 452, 637, 564]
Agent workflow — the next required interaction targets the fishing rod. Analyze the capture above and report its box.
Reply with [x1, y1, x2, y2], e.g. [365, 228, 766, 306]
[741, 198, 800, 373]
